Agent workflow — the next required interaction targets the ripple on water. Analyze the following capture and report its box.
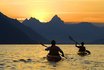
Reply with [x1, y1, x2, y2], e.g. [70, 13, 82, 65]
[0, 63, 5, 70]
[0, 45, 104, 70]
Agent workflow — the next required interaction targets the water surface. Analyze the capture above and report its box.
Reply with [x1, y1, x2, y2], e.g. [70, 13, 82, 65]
[0, 44, 104, 70]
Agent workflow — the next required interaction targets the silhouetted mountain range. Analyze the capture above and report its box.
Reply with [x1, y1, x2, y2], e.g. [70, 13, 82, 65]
[23, 15, 104, 44]
[0, 12, 104, 44]
[0, 12, 49, 44]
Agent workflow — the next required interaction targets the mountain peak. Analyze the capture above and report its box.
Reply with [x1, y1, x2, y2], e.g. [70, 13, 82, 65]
[22, 18, 28, 22]
[0, 12, 3, 15]
[49, 15, 64, 24]
[0, 12, 6, 17]
[76, 22, 98, 28]
[29, 17, 36, 20]
[0, 12, 2, 14]
[0, 12, 20, 24]
[51, 15, 61, 20]
[53, 15, 58, 18]
[28, 17, 40, 24]
[25, 18, 29, 21]
[0, 12, 15, 21]
[79, 22, 92, 24]
[29, 17, 39, 21]
[78, 22, 94, 26]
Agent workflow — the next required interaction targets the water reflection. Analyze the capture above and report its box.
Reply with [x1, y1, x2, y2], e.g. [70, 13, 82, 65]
[0, 44, 104, 70]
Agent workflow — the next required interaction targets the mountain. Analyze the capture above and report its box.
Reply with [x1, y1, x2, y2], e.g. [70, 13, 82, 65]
[0, 12, 32, 43]
[91, 38, 104, 44]
[22, 17, 40, 24]
[23, 15, 104, 44]
[93, 23, 104, 27]
[66, 22, 104, 43]
[2, 12, 104, 44]
[0, 12, 49, 44]
[48, 15, 64, 25]
[23, 15, 67, 43]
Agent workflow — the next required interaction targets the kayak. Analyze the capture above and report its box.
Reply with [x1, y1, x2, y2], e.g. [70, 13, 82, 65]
[78, 52, 88, 56]
[78, 51, 90, 56]
[78, 50, 91, 56]
[47, 55, 61, 62]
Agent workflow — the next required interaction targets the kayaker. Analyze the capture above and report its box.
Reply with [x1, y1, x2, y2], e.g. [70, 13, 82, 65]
[75, 42, 91, 56]
[75, 42, 86, 52]
[45, 40, 64, 61]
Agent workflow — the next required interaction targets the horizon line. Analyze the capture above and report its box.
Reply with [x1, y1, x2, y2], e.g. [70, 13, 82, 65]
[0, 12, 104, 23]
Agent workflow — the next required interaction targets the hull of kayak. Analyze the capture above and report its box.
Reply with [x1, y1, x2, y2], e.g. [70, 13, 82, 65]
[78, 52, 87, 56]
[47, 55, 61, 62]
[78, 50, 91, 56]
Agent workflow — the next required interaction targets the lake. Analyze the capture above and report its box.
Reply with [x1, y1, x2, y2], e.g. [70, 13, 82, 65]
[0, 44, 104, 70]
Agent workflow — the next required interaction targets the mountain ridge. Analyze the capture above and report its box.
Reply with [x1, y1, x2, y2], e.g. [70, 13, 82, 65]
[0, 12, 104, 44]
[22, 14, 104, 44]
[0, 12, 49, 44]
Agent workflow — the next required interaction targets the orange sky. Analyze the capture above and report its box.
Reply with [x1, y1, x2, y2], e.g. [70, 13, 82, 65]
[0, 0, 104, 22]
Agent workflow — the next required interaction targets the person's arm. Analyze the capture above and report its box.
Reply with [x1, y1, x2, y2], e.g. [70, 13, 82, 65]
[58, 47, 64, 57]
[45, 47, 50, 51]
[75, 42, 80, 48]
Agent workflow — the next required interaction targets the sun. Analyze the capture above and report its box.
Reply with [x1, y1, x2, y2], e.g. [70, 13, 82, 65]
[30, 10, 49, 22]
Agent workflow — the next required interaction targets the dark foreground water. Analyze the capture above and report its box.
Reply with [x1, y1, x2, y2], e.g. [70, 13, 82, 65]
[0, 44, 104, 70]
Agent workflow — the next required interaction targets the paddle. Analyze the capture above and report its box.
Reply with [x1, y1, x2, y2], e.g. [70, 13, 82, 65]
[41, 43, 67, 59]
[68, 35, 91, 54]
[69, 35, 81, 45]
[41, 43, 47, 47]
[69, 35, 77, 43]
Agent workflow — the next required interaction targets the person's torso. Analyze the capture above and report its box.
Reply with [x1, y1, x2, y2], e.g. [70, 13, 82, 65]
[48, 46, 60, 56]
[79, 46, 86, 52]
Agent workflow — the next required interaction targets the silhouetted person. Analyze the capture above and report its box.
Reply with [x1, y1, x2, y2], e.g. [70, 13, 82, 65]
[75, 42, 86, 52]
[75, 42, 91, 56]
[45, 40, 64, 61]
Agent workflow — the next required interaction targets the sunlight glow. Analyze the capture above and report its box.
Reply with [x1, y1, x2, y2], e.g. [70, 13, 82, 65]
[0, 0, 104, 22]
[30, 10, 50, 22]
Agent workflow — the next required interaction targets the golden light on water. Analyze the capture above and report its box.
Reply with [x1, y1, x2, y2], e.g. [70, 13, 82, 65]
[0, 45, 104, 70]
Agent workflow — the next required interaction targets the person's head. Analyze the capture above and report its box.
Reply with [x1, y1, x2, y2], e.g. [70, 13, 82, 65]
[51, 40, 56, 46]
[81, 42, 84, 46]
